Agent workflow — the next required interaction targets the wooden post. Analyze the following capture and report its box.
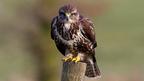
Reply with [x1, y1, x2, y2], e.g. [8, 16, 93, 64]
[61, 62, 87, 81]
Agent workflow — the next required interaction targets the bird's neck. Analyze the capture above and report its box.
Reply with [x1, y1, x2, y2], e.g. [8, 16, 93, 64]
[64, 22, 71, 30]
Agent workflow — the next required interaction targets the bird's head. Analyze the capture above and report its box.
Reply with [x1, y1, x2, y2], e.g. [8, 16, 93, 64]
[59, 4, 80, 23]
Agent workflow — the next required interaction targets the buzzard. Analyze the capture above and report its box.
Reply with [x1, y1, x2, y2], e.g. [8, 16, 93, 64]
[51, 4, 101, 78]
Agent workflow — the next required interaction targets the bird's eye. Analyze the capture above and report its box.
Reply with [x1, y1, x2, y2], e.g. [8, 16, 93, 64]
[71, 13, 77, 16]
[60, 12, 65, 17]
[59, 12, 66, 19]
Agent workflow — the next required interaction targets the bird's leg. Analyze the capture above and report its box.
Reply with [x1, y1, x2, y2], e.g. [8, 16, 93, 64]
[62, 53, 73, 62]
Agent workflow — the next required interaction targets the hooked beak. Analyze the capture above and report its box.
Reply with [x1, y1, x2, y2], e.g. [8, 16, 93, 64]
[65, 13, 70, 21]
[65, 13, 70, 17]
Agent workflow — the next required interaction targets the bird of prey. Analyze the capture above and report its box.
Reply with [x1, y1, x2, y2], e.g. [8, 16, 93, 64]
[51, 4, 101, 78]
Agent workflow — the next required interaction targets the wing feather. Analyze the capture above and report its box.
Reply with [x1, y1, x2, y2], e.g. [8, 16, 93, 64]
[80, 18, 97, 48]
[51, 16, 66, 55]
[51, 17, 57, 40]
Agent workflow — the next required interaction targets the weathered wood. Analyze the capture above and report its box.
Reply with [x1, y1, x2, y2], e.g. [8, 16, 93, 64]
[61, 62, 87, 81]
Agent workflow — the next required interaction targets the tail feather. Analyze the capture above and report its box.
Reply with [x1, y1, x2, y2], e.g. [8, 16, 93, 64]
[85, 60, 101, 78]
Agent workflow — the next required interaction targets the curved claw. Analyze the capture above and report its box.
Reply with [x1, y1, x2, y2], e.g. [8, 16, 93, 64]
[72, 56, 81, 63]
[62, 54, 73, 62]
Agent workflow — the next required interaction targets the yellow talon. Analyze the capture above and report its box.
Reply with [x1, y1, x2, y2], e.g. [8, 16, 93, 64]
[62, 54, 73, 62]
[62, 58, 68, 62]
[72, 57, 76, 61]
[72, 56, 81, 63]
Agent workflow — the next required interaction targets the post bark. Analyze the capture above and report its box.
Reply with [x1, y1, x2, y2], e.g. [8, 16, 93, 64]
[61, 62, 87, 81]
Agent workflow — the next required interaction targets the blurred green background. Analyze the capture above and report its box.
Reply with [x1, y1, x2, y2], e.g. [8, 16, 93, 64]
[0, 0, 144, 81]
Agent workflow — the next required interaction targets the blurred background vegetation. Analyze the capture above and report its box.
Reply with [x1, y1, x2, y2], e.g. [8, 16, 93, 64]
[0, 0, 144, 81]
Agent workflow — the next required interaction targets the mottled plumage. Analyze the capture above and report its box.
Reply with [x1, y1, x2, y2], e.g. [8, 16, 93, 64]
[51, 4, 100, 78]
